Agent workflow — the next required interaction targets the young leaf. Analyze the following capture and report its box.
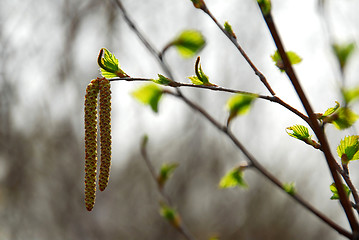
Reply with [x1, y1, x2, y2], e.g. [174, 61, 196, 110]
[332, 107, 358, 130]
[152, 74, 173, 86]
[286, 125, 310, 140]
[329, 183, 351, 200]
[158, 163, 179, 189]
[337, 135, 359, 164]
[332, 42, 355, 71]
[319, 102, 358, 130]
[226, 94, 257, 125]
[160, 203, 181, 228]
[188, 56, 215, 86]
[271, 50, 302, 72]
[98, 48, 129, 78]
[132, 83, 163, 113]
[283, 182, 296, 195]
[171, 30, 206, 58]
[322, 101, 340, 119]
[188, 76, 204, 85]
[219, 167, 248, 189]
[224, 21, 236, 39]
[257, 0, 271, 16]
[286, 125, 320, 149]
[342, 87, 359, 104]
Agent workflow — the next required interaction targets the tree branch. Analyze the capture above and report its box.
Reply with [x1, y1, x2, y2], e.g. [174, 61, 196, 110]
[259, 8, 359, 236]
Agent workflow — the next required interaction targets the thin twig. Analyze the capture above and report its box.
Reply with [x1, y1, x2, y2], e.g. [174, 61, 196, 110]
[140, 136, 197, 240]
[259, 8, 359, 236]
[109, 77, 310, 125]
[197, 3, 275, 96]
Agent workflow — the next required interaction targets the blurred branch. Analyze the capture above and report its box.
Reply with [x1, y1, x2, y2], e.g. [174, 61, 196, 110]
[140, 135, 197, 240]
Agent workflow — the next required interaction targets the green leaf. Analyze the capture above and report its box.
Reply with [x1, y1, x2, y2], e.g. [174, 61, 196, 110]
[188, 56, 215, 86]
[160, 203, 181, 228]
[286, 125, 310, 140]
[286, 125, 320, 148]
[224, 21, 236, 39]
[257, 0, 271, 16]
[329, 183, 351, 200]
[98, 48, 129, 78]
[152, 74, 173, 86]
[342, 87, 359, 104]
[188, 76, 204, 85]
[158, 163, 179, 188]
[226, 94, 257, 124]
[322, 101, 340, 118]
[219, 167, 248, 189]
[283, 182, 296, 195]
[332, 42, 355, 70]
[132, 83, 163, 113]
[332, 107, 358, 130]
[337, 135, 359, 164]
[271, 50, 302, 72]
[172, 30, 206, 58]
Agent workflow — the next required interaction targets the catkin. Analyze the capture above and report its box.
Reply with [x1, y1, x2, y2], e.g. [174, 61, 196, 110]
[84, 78, 100, 211]
[98, 78, 112, 191]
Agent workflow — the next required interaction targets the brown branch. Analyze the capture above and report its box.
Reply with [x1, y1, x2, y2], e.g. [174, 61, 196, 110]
[259, 8, 359, 236]
[165, 90, 352, 239]
[109, 77, 310, 125]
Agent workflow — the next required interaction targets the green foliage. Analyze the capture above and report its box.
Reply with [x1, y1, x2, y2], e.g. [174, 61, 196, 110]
[158, 163, 179, 189]
[329, 183, 351, 200]
[257, 0, 271, 16]
[322, 101, 340, 118]
[160, 203, 181, 228]
[98, 48, 129, 78]
[283, 182, 296, 195]
[332, 42, 355, 71]
[132, 83, 163, 113]
[271, 50, 302, 72]
[188, 56, 215, 86]
[152, 74, 173, 86]
[219, 167, 248, 189]
[337, 135, 359, 164]
[171, 30, 206, 58]
[332, 107, 358, 130]
[226, 94, 257, 125]
[224, 21, 236, 39]
[319, 102, 358, 130]
[286, 125, 320, 149]
[342, 87, 359, 104]
[286, 125, 310, 140]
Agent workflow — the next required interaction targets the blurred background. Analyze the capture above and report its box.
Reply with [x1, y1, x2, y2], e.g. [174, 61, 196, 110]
[1, 0, 359, 239]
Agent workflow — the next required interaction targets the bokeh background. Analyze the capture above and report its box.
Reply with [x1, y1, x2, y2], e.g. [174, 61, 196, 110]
[1, 0, 359, 239]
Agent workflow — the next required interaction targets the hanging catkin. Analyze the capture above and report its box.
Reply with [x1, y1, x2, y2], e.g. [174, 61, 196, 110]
[84, 78, 100, 211]
[98, 78, 112, 191]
